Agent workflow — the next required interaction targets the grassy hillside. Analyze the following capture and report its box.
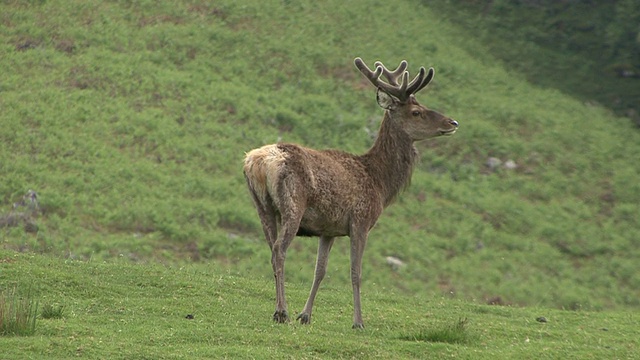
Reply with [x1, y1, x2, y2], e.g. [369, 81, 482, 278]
[1, 0, 640, 314]
[1, 250, 638, 359]
[429, 0, 640, 121]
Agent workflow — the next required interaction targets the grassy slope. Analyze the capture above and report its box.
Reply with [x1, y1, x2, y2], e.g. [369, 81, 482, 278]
[428, 0, 640, 118]
[0, 0, 639, 316]
[1, 250, 638, 359]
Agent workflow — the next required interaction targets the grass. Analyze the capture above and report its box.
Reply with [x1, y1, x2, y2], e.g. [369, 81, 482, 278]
[40, 303, 65, 320]
[0, 250, 638, 359]
[0, 284, 38, 336]
[428, 0, 640, 119]
[403, 317, 474, 344]
[0, 0, 639, 353]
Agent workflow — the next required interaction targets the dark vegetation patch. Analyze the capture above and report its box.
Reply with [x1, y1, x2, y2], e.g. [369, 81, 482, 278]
[401, 318, 474, 344]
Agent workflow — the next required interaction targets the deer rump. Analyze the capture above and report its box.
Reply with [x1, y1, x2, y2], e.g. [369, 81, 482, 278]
[244, 143, 382, 239]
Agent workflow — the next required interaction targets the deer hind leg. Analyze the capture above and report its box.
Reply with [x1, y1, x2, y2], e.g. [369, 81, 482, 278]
[245, 187, 287, 322]
[297, 236, 335, 325]
[252, 196, 295, 324]
[271, 181, 307, 323]
[271, 211, 304, 323]
[248, 191, 278, 248]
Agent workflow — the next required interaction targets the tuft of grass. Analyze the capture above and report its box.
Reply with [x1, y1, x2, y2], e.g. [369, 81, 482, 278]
[403, 317, 473, 344]
[0, 286, 38, 336]
[40, 303, 65, 320]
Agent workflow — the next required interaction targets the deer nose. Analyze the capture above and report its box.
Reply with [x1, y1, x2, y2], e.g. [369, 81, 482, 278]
[450, 119, 459, 127]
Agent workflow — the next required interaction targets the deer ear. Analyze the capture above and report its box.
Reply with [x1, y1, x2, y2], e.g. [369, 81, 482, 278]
[376, 88, 397, 110]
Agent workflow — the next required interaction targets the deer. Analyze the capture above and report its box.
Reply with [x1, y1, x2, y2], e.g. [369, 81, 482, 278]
[243, 57, 458, 329]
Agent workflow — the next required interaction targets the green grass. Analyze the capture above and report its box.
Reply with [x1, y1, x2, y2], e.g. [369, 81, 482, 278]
[0, 250, 638, 359]
[403, 318, 474, 344]
[0, 0, 639, 352]
[0, 284, 38, 336]
[428, 0, 640, 118]
[40, 303, 65, 320]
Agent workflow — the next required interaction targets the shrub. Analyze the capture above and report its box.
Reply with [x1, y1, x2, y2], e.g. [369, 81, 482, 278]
[0, 285, 38, 336]
[40, 303, 65, 320]
[402, 317, 474, 344]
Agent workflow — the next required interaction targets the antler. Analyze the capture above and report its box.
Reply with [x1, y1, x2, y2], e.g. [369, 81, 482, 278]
[374, 60, 407, 86]
[354, 57, 434, 102]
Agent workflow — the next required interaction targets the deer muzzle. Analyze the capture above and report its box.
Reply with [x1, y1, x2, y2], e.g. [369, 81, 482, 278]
[440, 119, 459, 135]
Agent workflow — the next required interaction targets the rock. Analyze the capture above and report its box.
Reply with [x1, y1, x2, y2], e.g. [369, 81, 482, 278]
[504, 159, 517, 170]
[487, 296, 505, 305]
[486, 157, 502, 170]
[385, 256, 406, 271]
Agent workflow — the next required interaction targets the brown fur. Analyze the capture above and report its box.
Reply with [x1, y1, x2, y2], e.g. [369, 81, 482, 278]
[243, 58, 458, 328]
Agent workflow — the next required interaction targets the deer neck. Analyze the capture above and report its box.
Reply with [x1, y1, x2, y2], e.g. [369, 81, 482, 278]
[361, 112, 417, 207]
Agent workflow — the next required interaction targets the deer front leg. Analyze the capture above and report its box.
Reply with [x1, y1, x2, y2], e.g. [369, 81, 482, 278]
[297, 236, 335, 324]
[349, 231, 368, 329]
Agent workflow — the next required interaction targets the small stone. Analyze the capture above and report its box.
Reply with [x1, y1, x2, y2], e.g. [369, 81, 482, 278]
[486, 157, 502, 170]
[536, 316, 547, 323]
[385, 256, 406, 270]
[504, 159, 517, 170]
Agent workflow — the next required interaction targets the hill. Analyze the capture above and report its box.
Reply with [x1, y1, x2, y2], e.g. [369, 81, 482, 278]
[429, 0, 640, 122]
[1, 0, 639, 313]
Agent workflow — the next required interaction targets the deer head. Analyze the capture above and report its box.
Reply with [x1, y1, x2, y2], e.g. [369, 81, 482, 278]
[354, 57, 458, 141]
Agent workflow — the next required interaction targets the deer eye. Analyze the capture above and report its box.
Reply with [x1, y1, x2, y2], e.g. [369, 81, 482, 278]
[412, 110, 421, 117]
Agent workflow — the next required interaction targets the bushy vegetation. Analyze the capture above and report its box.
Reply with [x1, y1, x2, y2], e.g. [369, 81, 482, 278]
[1, 0, 639, 316]
[403, 318, 474, 344]
[429, 0, 640, 121]
[0, 284, 38, 336]
[40, 303, 65, 320]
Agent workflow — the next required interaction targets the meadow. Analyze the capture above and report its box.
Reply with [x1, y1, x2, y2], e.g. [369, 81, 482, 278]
[1, 250, 638, 359]
[0, 0, 639, 357]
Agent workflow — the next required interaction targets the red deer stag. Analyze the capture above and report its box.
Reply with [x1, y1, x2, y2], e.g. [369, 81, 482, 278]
[243, 57, 458, 328]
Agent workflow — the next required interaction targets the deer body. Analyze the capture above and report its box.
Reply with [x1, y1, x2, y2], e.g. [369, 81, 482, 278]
[243, 58, 458, 328]
[245, 144, 375, 238]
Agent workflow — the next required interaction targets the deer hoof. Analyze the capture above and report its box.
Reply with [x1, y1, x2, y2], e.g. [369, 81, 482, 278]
[296, 313, 311, 324]
[273, 310, 289, 323]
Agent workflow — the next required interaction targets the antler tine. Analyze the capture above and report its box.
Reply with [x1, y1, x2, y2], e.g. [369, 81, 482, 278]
[354, 57, 383, 85]
[406, 67, 426, 94]
[374, 60, 407, 86]
[407, 67, 435, 95]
